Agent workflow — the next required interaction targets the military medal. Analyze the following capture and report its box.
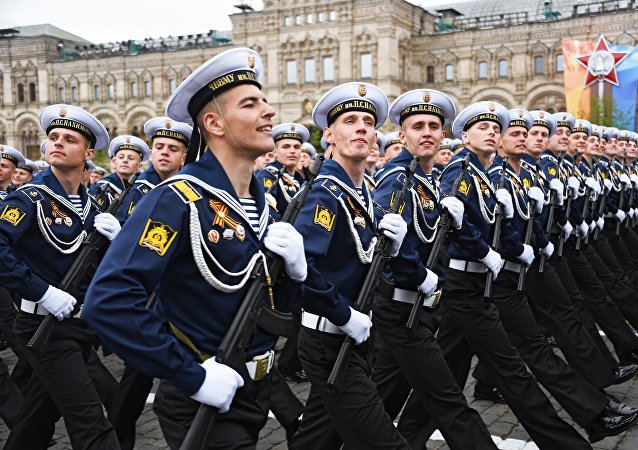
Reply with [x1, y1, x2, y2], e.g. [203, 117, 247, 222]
[208, 230, 220, 243]
[64, 217, 72, 227]
[354, 216, 366, 228]
[223, 229, 234, 240]
[46, 217, 53, 226]
[55, 217, 62, 225]
[235, 224, 246, 241]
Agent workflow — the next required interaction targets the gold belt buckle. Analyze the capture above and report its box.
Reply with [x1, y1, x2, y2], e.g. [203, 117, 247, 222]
[429, 290, 442, 309]
[253, 354, 271, 381]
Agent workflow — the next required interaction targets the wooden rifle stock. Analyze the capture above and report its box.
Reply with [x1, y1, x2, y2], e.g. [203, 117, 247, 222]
[27, 172, 140, 353]
[179, 156, 324, 450]
[325, 157, 418, 388]
[406, 153, 470, 329]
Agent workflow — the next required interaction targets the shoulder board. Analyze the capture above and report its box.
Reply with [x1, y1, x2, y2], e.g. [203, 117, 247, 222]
[18, 186, 44, 203]
[264, 166, 279, 175]
[169, 179, 202, 204]
[319, 178, 344, 199]
[541, 154, 556, 161]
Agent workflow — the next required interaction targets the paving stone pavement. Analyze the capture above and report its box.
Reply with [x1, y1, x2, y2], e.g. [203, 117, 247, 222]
[1, 338, 638, 449]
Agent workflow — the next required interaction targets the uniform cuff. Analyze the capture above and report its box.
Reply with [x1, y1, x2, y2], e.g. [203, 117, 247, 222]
[19, 275, 50, 302]
[169, 361, 206, 396]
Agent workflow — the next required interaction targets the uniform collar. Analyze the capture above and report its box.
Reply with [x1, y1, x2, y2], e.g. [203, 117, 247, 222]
[100, 171, 125, 190]
[139, 165, 163, 185]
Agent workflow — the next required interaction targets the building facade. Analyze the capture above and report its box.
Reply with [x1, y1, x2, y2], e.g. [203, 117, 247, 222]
[1, 0, 637, 158]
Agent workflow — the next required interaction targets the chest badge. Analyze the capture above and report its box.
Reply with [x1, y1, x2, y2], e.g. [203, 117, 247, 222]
[50, 201, 72, 227]
[209, 199, 245, 241]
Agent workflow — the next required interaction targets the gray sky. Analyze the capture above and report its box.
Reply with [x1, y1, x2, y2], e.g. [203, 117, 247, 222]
[1, 0, 467, 44]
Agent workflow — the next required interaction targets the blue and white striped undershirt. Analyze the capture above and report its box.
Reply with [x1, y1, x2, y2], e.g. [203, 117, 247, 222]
[239, 197, 260, 233]
[67, 194, 84, 216]
[354, 186, 366, 207]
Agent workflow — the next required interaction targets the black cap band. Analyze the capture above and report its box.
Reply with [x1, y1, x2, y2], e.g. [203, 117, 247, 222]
[399, 104, 445, 125]
[384, 139, 402, 150]
[327, 100, 377, 126]
[532, 119, 552, 131]
[0, 153, 18, 166]
[509, 119, 529, 129]
[153, 129, 189, 146]
[47, 118, 97, 148]
[115, 144, 143, 159]
[464, 113, 502, 132]
[275, 132, 303, 143]
[187, 69, 260, 119]
[555, 120, 572, 129]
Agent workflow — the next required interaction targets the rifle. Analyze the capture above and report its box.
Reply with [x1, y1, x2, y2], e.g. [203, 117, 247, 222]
[266, 167, 285, 197]
[539, 151, 564, 273]
[617, 151, 628, 236]
[326, 156, 418, 388]
[630, 159, 637, 229]
[180, 156, 324, 450]
[517, 158, 541, 291]
[577, 155, 597, 250]
[27, 171, 141, 353]
[483, 157, 508, 302]
[557, 149, 577, 256]
[405, 153, 470, 329]
[593, 160, 607, 241]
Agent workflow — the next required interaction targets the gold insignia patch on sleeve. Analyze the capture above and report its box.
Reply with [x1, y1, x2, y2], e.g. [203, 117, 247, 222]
[548, 167, 557, 176]
[0, 205, 26, 227]
[127, 202, 135, 215]
[263, 178, 274, 188]
[523, 178, 530, 189]
[459, 179, 471, 196]
[601, 173, 607, 179]
[169, 180, 202, 203]
[138, 219, 178, 256]
[314, 204, 336, 231]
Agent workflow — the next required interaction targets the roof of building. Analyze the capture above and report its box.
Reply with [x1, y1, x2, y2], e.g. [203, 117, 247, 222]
[1, 24, 92, 44]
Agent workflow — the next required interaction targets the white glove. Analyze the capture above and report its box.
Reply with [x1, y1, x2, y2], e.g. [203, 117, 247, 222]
[615, 209, 627, 223]
[596, 217, 605, 231]
[541, 242, 554, 258]
[585, 177, 601, 196]
[603, 178, 613, 193]
[38, 285, 77, 321]
[495, 188, 514, 219]
[517, 244, 535, 266]
[620, 173, 631, 188]
[265, 192, 277, 209]
[417, 269, 439, 297]
[630, 173, 638, 188]
[527, 186, 545, 214]
[577, 221, 589, 239]
[549, 178, 565, 205]
[190, 358, 244, 412]
[480, 248, 504, 280]
[264, 222, 307, 282]
[339, 307, 372, 345]
[379, 213, 408, 257]
[588, 221, 596, 234]
[562, 221, 573, 240]
[94, 213, 121, 241]
[440, 196, 464, 229]
[631, 208, 637, 218]
[567, 177, 580, 199]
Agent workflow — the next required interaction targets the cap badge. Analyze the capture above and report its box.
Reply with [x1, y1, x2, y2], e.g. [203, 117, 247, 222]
[358, 85, 367, 97]
[126, 137, 131, 143]
[165, 121, 172, 129]
[248, 55, 256, 69]
[578, 121, 582, 127]
[59, 108, 67, 117]
[290, 124, 296, 131]
[562, 114, 567, 120]
[539, 112, 545, 118]
[489, 103, 495, 112]
[423, 93, 431, 102]
[518, 111, 523, 118]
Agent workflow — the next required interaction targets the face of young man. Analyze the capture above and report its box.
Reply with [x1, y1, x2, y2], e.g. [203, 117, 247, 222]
[326, 111, 376, 163]
[616, 138, 627, 157]
[0, 159, 15, 186]
[526, 125, 550, 158]
[297, 152, 313, 171]
[463, 120, 501, 156]
[434, 148, 452, 166]
[586, 135, 600, 157]
[568, 132, 588, 157]
[45, 128, 94, 172]
[216, 84, 276, 159]
[366, 141, 379, 165]
[604, 137, 618, 158]
[151, 137, 186, 179]
[384, 143, 403, 162]
[549, 126, 570, 152]
[628, 140, 637, 158]
[275, 138, 302, 172]
[399, 114, 444, 159]
[11, 167, 32, 186]
[114, 149, 142, 177]
[89, 171, 103, 184]
[501, 127, 528, 157]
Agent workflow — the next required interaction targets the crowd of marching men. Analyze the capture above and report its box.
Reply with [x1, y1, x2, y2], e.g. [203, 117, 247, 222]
[3, 46, 638, 450]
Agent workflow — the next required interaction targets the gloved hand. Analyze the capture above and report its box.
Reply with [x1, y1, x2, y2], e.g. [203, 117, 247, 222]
[566, 176, 580, 199]
[577, 221, 589, 239]
[38, 285, 77, 321]
[417, 269, 439, 297]
[615, 209, 627, 223]
[549, 178, 565, 205]
[561, 221, 573, 240]
[480, 248, 504, 280]
[264, 222, 307, 282]
[94, 213, 122, 241]
[588, 221, 596, 234]
[527, 186, 545, 214]
[603, 178, 613, 193]
[440, 196, 464, 229]
[631, 208, 637, 218]
[596, 217, 605, 231]
[379, 213, 408, 257]
[265, 193, 277, 209]
[620, 173, 631, 188]
[495, 188, 514, 219]
[517, 244, 535, 266]
[190, 358, 244, 412]
[339, 307, 372, 345]
[541, 242, 554, 258]
[585, 177, 601, 196]
[630, 173, 638, 188]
